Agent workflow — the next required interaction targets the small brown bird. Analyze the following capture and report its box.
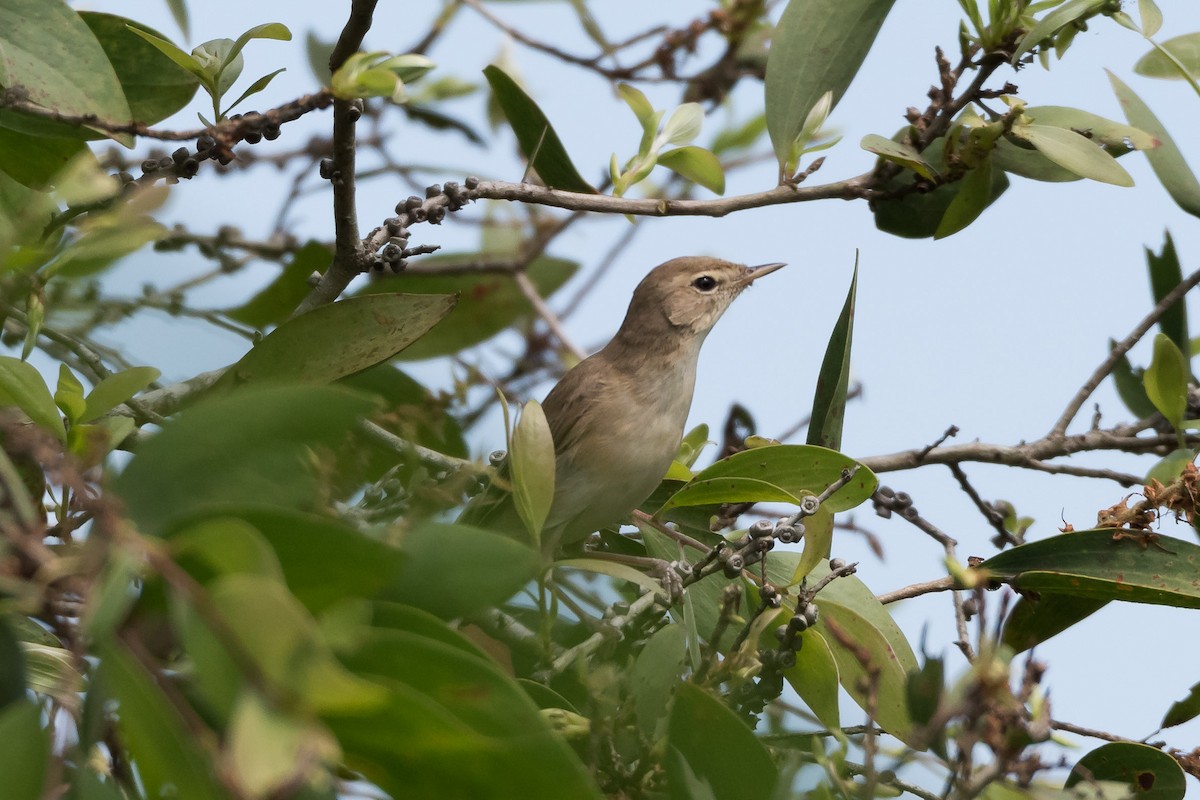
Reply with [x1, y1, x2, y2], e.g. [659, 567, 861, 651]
[464, 256, 785, 551]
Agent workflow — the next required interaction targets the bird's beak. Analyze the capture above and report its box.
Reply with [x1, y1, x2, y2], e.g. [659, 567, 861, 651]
[739, 262, 786, 286]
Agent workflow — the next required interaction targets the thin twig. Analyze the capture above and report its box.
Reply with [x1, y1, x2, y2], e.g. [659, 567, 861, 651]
[514, 271, 587, 362]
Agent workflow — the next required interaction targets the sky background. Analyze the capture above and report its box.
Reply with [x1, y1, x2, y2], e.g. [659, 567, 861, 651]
[66, 0, 1200, 790]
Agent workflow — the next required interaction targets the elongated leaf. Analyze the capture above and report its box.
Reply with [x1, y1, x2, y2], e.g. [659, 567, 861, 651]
[1001, 593, 1110, 653]
[97, 642, 230, 800]
[1021, 105, 1157, 151]
[80, 365, 160, 422]
[1108, 71, 1200, 218]
[510, 399, 555, 543]
[1110, 340, 1157, 419]
[1065, 743, 1186, 800]
[657, 146, 725, 194]
[980, 529, 1200, 608]
[0, 127, 86, 189]
[215, 293, 455, 390]
[54, 364, 85, 423]
[1162, 681, 1200, 729]
[0, 355, 65, 441]
[0, 0, 132, 135]
[483, 64, 595, 193]
[81, 14, 199, 125]
[359, 254, 578, 360]
[808, 263, 857, 450]
[1011, 0, 1104, 63]
[1146, 232, 1190, 358]
[0, 700, 48, 800]
[661, 444, 876, 513]
[1011, 124, 1133, 186]
[668, 684, 778, 799]
[783, 629, 840, 729]
[935, 158, 994, 238]
[765, 0, 897, 167]
[631, 624, 686, 738]
[993, 137, 1082, 182]
[1135, 33, 1200, 79]
[861, 134, 936, 179]
[1144, 333, 1188, 427]
[113, 385, 378, 533]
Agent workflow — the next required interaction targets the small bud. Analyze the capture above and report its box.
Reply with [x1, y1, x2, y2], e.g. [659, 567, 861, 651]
[243, 130, 262, 144]
[263, 123, 281, 140]
[179, 158, 199, 178]
[829, 558, 846, 571]
[319, 159, 335, 180]
[895, 491, 912, 507]
[425, 184, 442, 198]
[489, 449, 507, 466]
[749, 520, 773, 538]
[171, 147, 190, 164]
[803, 603, 819, 627]
[778, 649, 797, 670]
[141, 159, 158, 173]
[723, 554, 744, 576]
[465, 175, 480, 189]
[196, 136, 215, 153]
[799, 496, 820, 515]
[385, 217, 404, 235]
[876, 485, 895, 500]
[404, 196, 423, 212]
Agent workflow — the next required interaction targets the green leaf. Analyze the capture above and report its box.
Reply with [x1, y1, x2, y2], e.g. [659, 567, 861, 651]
[0, 127, 86, 189]
[483, 64, 595, 193]
[765, 0, 897, 168]
[226, 690, 336, 800]
[1110, 340, 1157, 419]
[661, 444, 877, 513]
[510, 399, 555, 543]
[80, 365, 160, 422]
[329, 625, 601, 800]
[54, 363, 86, 423]
[992, 137, 1082, 182]
[358, 254, 578, 360]
[125, 25, 205, 82]
[0, 700, 49, 800]
[1021, 106, 1158, 151]
[222, 67, 286, 113]
[618, 83, 660, 155]
[1001, 593, 1110, 653]
[808, 263, 857, 450]
[1146, 232, 1190, 359]
[0, 617, 27, 707]
[382, 522, 538, 619]
[96, 642, 230, 800]
[1138, 0, 1163, 37]
[215, 293, 456, 390]
[216, 22, 291, 92]
[935, 158, 995, 238]
[667, 683, 778, 799]
[630, 624, 686, 738]
[1143, 333, 1189, 427]
[0, 355, 65, 441]
[783, 629, 841, 729]
[980, 529, 1200, 609]
[226, 241, 331, 329]
[81, 14, 199, 125]
[1162, 681, 1200, 729]
[1108, 71, 1200, 218]
[0, 0, 133, 138]
[860, 134, 937, 180]
[165, 0, 189, 38]
[1135, 33, 1200, 79]
[711, 113, 767, 155]
[793, 506, 833, 583]
[1065, 743, 1186, 800]
[660, 103, 704, 147]
[1145, 448, 1195, 485]
[112, 385, 378, 533]
[1010, 124, 1133, 187]
[1011, 0, 1104, 63]
[657, 146, 726, 194]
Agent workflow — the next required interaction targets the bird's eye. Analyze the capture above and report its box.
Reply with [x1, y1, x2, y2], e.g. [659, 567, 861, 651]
[692, 275, 717, 292]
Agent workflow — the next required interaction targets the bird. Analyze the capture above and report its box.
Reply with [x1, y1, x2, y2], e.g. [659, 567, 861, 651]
[462, 256, 785, 554]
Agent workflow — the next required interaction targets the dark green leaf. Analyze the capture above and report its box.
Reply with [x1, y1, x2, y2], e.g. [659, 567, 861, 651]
[0, 617, 27, 708]
[808, 261, 857, 448]
[935, 158, 995, 238]
[1134, 33, 1200, 79]
[81, 14, 199, 125]
[359, 253, 578, 360]
[113, 385, 377, 533]
[0, 0, 132, 138]
[667, 683, 778, 800]
[1065, 742, 1186, 800]
[1162, 681, 1200, 729]
[1110, 340, 1157, 419]
[631, 624, 686, 738]
[1001, 593, 1110, 653]
[661, 444, 876, 513]
[382, 521, 538, 619]
[1146, 232, 1190, 359]
[483, 65, 595, 193]
[80, 365, 160, 422]
[215, 293, 456, 390]
[226, 241, 331, 329]
[783, 629, 840, 729]
[1144, 333, 1188, 427]
[97, 642, 230, 800]
[402, 104, 485, 145]
[0, 355, 65, 441]
[1108, 71, 1200, 219]
[0, 700, 48, 800]
[165, 0, 189, 38]
[765, 0, 897, 167]
[657, 146, 725, 194]
[330, 626, 601, 800]
[0, 127, 85, 189]
[980, 529, 1200, 609]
